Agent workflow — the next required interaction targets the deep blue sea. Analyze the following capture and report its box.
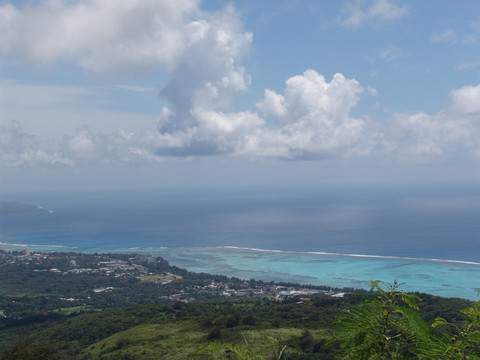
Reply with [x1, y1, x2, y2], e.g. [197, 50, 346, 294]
[1, 185, 479, 299]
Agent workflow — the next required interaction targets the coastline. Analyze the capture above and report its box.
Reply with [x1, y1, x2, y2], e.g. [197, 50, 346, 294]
[1, 241, 479, 300]
[4, 241, 480, 266]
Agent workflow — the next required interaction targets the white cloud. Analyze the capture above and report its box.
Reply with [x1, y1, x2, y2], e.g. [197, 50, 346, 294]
[379, 45, 409, 62]
[153, 4, 255, 156]
[1, 1, 373, 162]
[5, 78, 480, 167]
[1, 70, 376, 165]
[63, 128, 97, 159]
[255, 70, 371, 159]
[258, 71, 363, 122]
[3, 1, 479, 167]
[340, 0, 408, 28]
[450, 84, 480, 114]
[393, 112, 470, 158]
[153, 109, 264, 157]
[429, 29, 458, 44]
[392, 83, 480, 160]
[0, 0, 201, 72]
[0, 120, 168, 167]
[366, 85, 378, 96]
[0, 120, 71, 167]
[430, 23, 480, 45]
[150, 70, 374, 160]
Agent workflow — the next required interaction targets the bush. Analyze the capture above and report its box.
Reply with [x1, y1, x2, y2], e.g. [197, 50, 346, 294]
[242, 314, 256, 326]
[226, 314, 240, 328]
[207, 326, 222, 340]
[115, 337, 129, 350]
[299, 330, 314, 353]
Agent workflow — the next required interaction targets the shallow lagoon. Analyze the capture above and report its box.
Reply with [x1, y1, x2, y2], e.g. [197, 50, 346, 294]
[140, 246, 480, 300]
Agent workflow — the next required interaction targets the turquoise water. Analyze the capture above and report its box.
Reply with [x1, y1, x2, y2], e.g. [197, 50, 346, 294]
[1, 186, 479, 300]
[1, 243, 477, 299]
[136, 246, 480, 300]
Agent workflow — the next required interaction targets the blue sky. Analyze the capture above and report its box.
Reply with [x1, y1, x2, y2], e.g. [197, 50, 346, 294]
[1, 0, 480, 192]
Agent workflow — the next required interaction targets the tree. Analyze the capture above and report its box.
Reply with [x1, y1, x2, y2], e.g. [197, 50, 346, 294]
[299, 330, 314, 353]
[428, 293, 480, 359]
[327, 280, 431, 359]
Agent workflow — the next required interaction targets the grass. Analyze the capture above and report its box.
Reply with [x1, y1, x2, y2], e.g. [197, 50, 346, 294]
[82, 319, 329, 359]
[84, 320, 206, 359]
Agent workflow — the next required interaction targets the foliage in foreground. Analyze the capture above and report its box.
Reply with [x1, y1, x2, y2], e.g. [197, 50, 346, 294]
[430, 299, 480, 359]
[328, 280, 430, 359]
[322, 280, 479, 359]
[198, 281, 480, 360]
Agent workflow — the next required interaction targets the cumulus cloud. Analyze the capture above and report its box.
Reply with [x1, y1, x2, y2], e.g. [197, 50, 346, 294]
[258, 71, 363, 122]
[62, 128, 97, 160]
[0, 1, 375, 162]
[5, 78, 480, 166]
[155, 110, 264, 157]
[0, 0, 200, 72]
[0, 0, 259, 159]
[393, 112, 472, 159]
[156, 69, 374, 160]
[339, 0, 409, 28]
[254, 70, 371, 159]
[450, 84, 480, 114]
[392, 83, 480, 160]
[154, 4, 255, 156]
[3, 0, 479, 167]
[1, 70, 375, 165]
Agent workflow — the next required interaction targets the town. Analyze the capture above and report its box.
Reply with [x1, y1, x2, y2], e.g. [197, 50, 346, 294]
[0, 249, 350, 320]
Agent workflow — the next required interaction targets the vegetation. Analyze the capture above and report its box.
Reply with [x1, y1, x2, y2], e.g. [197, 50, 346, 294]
[194, 281, 480, 360]
[0, 251, 478, 359]
[328, 281, 480, 359]
[328, 280, 429, 359]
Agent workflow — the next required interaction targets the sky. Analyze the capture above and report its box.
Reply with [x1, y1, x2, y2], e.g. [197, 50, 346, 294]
[1, 0, 480, 192]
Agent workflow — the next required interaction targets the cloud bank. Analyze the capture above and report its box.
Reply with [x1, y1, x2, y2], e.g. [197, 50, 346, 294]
[1, 0, 480, 168]
[0, 0, 201, 72]
[391, 83, 480, 160]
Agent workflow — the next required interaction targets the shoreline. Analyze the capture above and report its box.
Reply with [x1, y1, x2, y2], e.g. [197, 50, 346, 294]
[2, 241, 480, 267]
[1, 242, 479, 300]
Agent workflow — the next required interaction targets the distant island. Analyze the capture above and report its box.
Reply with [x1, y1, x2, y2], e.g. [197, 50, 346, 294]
[0, 201, 53, 214]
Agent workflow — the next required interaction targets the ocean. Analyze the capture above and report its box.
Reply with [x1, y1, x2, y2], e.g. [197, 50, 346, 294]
[1, 185, 479, 299]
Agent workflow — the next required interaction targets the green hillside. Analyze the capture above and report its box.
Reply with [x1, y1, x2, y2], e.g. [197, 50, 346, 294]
[2, 289, 479, 359]
[0, 251, 478, 359]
